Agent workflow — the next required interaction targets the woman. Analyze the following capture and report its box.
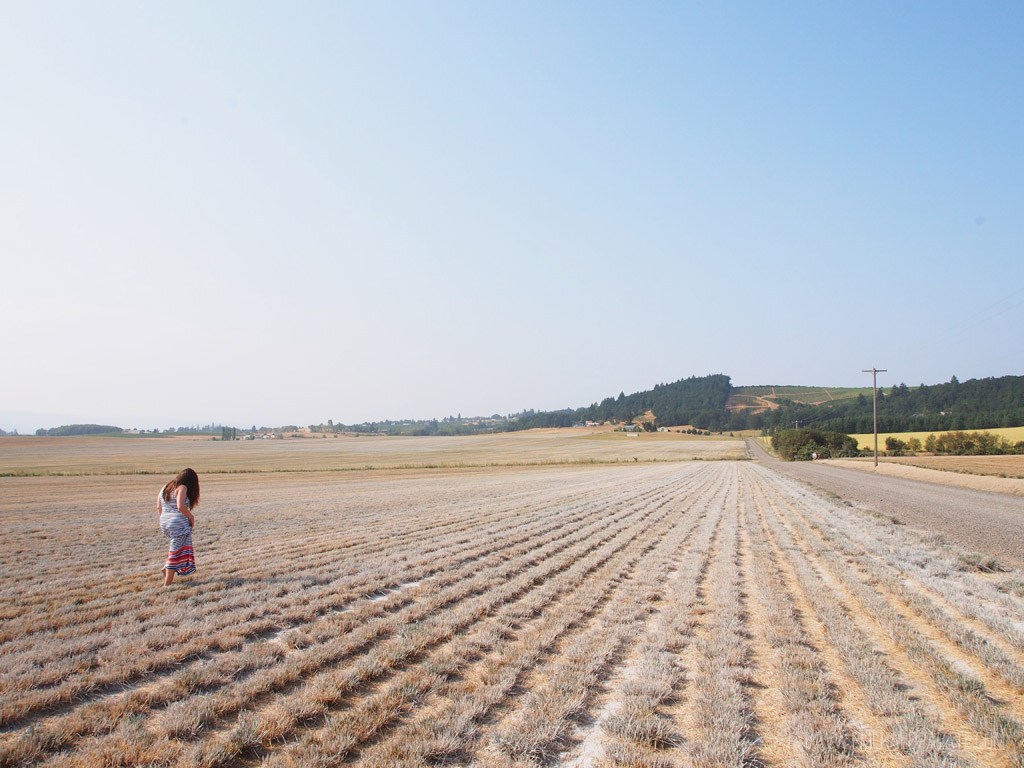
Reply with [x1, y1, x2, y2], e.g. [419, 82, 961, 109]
[158, 467, 200, 585]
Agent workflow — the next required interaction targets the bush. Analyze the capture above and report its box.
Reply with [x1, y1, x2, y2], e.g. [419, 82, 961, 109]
[772, 428, 859, 461]
[885, 437, 908, 455]
[930, 431, 1015, 455]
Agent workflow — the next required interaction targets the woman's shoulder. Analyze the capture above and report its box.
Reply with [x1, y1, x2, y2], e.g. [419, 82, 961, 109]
[174, 484, 191, 508]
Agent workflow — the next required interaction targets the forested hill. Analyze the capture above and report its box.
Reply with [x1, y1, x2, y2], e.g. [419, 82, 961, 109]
[506, 374, 1024, 433]
[33, 424, 124, 436]
[765, 375, 1024, 434]
[507, 374, 733, 430]
[26, 375, 1021, 438]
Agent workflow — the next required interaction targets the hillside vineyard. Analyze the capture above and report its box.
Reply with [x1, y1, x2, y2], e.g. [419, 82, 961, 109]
[2, 463, 1024, 767]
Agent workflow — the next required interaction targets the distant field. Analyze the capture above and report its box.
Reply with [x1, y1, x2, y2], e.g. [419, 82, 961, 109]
[0, 430, 745, 476]
[729, 386, 873, 411]
[850, 426, 1024, 452]
[882, 454, 1024, 479]
[734, 385, 873, 400]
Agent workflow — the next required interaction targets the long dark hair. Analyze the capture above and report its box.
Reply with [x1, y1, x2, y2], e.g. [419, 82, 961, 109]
[163, 467, 200, 508]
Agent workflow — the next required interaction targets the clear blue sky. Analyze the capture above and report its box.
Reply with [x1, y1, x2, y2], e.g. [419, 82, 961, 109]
[2, 2, 1022, 432]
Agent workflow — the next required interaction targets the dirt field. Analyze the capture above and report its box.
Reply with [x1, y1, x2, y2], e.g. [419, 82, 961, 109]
[748, 440, 1024, 567]
[3, 452, 1024, 767]
[824, 458, 1024, 496]
[880, 454, 1024, 479]
[0, 431, 745, 476]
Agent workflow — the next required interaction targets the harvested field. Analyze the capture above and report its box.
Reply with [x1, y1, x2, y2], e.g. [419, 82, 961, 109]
[881, 455, 1024, 479]
[0, 432, 745, 477]
[822, 458, 1024, 498]
[850, 427, 1024, 453]
[3, 454, 1024, 768]
[727, 386, 873, 414]
[752, 440, 1024, 560]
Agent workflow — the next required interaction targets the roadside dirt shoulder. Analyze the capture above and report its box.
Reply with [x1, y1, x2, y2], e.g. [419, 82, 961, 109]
[747, 439, 1024, 568]
[822, 458, 1024, 497]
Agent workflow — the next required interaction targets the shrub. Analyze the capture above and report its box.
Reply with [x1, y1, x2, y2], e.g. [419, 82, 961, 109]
[930, 431, 1015, 455]
[772, 429, 859, 461]
[885, 437, 907, 456]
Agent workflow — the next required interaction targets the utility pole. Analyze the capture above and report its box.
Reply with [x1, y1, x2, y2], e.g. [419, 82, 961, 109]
[862, 368, 887, 467]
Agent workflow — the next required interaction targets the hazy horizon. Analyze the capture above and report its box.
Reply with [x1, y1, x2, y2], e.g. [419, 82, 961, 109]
[3, 3, 1022, 434]
[5, 373, 1014, 434]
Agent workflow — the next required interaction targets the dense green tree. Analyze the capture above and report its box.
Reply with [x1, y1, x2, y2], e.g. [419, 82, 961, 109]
[36, 424, 123, 436]
[772, 429, 859, 461]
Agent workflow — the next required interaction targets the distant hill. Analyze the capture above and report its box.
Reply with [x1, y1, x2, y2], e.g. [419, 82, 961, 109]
[507, 374, 1024, 434]
[31, 375, 1024, 439]
[765, 375, 1024, 434]
[728, 385, 875, 412]
[507, 374, 733, 431]
[34, 424, 123, 436]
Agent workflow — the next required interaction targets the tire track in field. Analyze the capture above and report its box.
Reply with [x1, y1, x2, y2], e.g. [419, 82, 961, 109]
[768, 464, 1024, 641]
[771, 470, 1024, 677]
[32, 512, 626, 768]
[761, 470, 1014, 767]
[555, 469, 727, 767]
[895, 570, 1024, 664]
[4, 468, 704, 765]
[744, 470, 905, 767]
[792, 503, 1024, 704]
[747, 465, 969, 768]
[673, 464, 763, 767]
[0, 468, 618, 647]
[29, 468, 704, 768]
[464, 477, 722, 768]
[1, 473, 595, 639]
[453, 468, 732, 768]
[762, 462, 1024, 646]
[12, 462, 1021, 768]
[841, 556, 1024, 719]
[737, 479, 833, 766]
[771, 480, 1024, 767]
[738, 468, 868, 767]
[0, 503, 509, 673]
[239, 471, 709, 768]
[1, 504, 566, 734]
[350, 491, 714, 767]
[480, 468, 728, 729]
[1, 469, 685, 734]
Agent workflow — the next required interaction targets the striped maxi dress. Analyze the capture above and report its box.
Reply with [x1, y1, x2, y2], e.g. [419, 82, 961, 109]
[159, 485, 196, 575]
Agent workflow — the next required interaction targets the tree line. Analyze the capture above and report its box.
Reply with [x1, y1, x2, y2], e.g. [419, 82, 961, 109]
[886, 431, 1024, 456]
[34, 424, 123, 436]
[28, 373, 1021, 440]
[312, 373, 1024, 436]
[506, 374, 733, 431]
[754, 375, 1024, 435]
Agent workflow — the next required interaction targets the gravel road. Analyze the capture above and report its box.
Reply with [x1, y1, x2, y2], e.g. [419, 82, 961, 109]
[748, 439, 1024, 567]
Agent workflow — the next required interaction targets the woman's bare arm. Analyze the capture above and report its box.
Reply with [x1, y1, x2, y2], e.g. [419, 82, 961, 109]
[175, 485, 195, 528]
